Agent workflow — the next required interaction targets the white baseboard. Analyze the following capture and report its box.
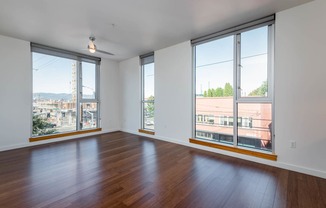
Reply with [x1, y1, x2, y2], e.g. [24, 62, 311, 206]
[121, 128, 326, 179]
[0, 128, 119, 152]
[2, 128, 325, 179]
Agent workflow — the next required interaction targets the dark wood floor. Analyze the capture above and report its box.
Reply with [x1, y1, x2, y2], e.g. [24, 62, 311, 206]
[0, 132, 325, 208]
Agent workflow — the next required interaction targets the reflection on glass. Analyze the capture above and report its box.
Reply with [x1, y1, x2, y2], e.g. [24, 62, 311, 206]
[32, 52, 77, 136]
[195, 36, 234, 144]
[240, 26, 268, 97]
[82, 62, 96, 99]
[237, 103, 272, 151]
[80, 103, 98, 130]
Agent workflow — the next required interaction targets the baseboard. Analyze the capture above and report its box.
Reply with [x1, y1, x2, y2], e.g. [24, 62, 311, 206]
[2, 128, 325, 179]
[0, 128, 119, 152]
[121, 128, 326, 179]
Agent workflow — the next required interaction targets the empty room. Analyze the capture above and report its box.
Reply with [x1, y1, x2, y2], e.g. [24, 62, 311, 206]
[0, 0, 326, 207]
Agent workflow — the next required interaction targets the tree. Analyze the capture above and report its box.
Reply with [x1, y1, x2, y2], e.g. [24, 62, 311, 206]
[249, 81, 268, 96]
[215, 87, 224, 97]
[208, 89, 213, 97]
[146, 95, 155, 117]
[203, 86, 226, 97]
[223, 83, 233, 96]
[33, 115, 57, 136]
[203, 91, 207, 97]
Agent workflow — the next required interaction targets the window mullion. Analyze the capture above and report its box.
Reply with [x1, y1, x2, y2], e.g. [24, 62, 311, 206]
[268, 24, 274, 101]
[141, 65, 145, 129]
[96, 64, 100, 128]
[233, 34, 241, 147]
[268, 24, 275, 153]
[76, 61, 82, 131]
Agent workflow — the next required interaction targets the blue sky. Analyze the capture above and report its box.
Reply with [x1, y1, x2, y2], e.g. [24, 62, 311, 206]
[196, 26, 268, 96]
[143, 63, 154, 99]
[33, 52, 96, 96]
[33, 26, 268, 98]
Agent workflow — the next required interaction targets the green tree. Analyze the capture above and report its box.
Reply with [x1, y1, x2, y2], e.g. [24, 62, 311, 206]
[203, 87, 224, 97]
[223, 83, 233, 96]
[33, 115, 57, 136]
[215, 87, 224, 97]
[249, 81, 268, 96]
[208, 89, 213, 97]
[146, 95, 155, 117]
[203, 91, 207, 97]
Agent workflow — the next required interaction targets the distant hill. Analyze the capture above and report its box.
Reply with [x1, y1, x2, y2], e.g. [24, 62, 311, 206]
[33, 93, 72, 101]
[33, 93, 94, 101]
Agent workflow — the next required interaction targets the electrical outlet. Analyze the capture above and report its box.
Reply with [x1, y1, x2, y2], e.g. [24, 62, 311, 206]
[290, 140, 296, 148]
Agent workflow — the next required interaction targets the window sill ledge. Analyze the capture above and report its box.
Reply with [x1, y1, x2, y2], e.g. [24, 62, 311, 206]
[189, 138, 277, 161]
[138, 129, 155, 135]
[29, 128, 102, 142]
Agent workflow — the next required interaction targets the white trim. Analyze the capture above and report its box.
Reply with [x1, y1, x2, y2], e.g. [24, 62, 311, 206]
[121, 129, 326, 179]
[191, 15, 275, 46]
[0, 129, 119, 152]
[2, 128, 326, 179]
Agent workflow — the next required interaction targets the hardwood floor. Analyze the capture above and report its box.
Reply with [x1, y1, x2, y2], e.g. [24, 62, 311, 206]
[0, 131, 325, 208]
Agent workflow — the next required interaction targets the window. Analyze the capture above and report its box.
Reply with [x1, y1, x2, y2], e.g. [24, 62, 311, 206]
[140, 53, 155, 131]
[32, 44, 100, 137]
[193, 16, 274, 152]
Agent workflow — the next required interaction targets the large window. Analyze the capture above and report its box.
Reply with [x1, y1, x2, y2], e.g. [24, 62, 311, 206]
[140, 53, 155, 131]
[193, 16, 274, 152]
[32, 44, 100, 137]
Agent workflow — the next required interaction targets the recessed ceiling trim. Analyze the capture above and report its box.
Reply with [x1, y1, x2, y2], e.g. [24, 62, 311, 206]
[31, 42, 101, 63]
[191, 14, 275, 46]
[140, 52, 154, 65]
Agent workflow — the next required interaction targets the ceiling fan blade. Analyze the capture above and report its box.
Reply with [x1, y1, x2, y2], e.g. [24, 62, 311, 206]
[96, 49, 114, 56]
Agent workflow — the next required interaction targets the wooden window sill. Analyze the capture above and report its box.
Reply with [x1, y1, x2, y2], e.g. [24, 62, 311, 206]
[138, 129, 155, 135]
[29, 128, 102, 142]
[189, 138, 277, 161]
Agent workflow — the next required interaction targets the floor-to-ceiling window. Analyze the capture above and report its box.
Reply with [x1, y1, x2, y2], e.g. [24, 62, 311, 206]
[140, 53, 155, 132]
[32, 44, 100, 138]
[193, 16, 274, 152]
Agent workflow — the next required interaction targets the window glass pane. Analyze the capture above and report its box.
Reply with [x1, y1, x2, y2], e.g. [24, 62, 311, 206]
[141, 57, 154, 131]
[237, 103, 272, 151]
[143, 63, 154, 101]
[143, 102, 154, 130]
[80, 103, 98, 130]
[196, 36, 233, 68]
[82, 62, 96, 99]
[32, 52, 77, 136]
[240, 26, 268, 97]
[194, 22, 273, 152]
[195, 36, 234, 144]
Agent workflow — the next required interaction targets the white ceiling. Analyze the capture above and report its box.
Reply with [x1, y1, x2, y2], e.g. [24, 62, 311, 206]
[0, 0, 312, 61]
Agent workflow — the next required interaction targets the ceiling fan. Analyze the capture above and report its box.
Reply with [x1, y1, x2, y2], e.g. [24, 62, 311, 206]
[87, 36, 114, 56]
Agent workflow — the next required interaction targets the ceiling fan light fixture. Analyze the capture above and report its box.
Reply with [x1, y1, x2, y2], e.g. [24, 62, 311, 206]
[88, 37, 96, 53]
[88, 44, 96, 53]
[85, 36, 114, 56]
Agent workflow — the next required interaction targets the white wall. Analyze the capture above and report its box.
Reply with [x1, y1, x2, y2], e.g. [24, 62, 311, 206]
[0, 35, 32, 150]
[1, 0, 326, 179]
[155, 41, 192, 142]
[275, 0, 326, 175]
[119, 57, 141, 132]
[0, 34, 120, 151]
[100, 59, 121, 132]
[119, 0, 326, 178]
[119, 41, 193, 142]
